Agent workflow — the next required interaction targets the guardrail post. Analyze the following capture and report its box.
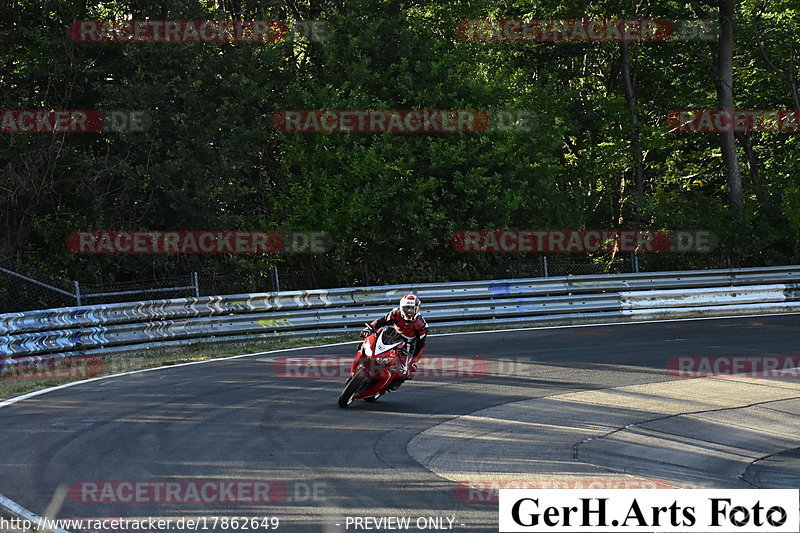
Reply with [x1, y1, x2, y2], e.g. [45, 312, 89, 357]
[631, 252, 640, 273]
[273, 266, 280, 293]
[541, 256, 549, 278]
[192, 272, 200, 298]
[74, 281, 82, 306]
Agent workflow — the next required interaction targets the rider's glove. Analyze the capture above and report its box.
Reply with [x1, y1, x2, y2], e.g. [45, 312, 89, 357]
[360, 326, 372, 338]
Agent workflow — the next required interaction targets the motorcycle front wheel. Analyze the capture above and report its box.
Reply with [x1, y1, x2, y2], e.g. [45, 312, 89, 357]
[338, 368, 368, 408]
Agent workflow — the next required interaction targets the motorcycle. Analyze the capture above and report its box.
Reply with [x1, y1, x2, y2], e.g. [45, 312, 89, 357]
[337, 324, 414, 408]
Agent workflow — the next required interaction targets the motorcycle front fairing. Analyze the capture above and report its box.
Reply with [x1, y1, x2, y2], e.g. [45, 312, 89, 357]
[352, 327, 409, 399]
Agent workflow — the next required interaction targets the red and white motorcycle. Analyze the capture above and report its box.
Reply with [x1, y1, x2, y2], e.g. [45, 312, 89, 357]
[337, 324, 414, 407]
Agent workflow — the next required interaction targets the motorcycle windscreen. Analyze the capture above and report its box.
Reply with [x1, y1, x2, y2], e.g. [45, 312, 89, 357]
[375, 328, 404, 355]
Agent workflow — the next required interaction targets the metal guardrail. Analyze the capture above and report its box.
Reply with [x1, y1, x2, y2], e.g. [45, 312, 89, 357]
[1, 266, 799, 369]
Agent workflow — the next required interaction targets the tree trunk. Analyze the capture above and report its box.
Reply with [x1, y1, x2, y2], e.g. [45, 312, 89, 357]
[717, 0, 744, 212]
[790, 44, 800, 109]
[619, 41, 644, 225]
[735, 132, 771, 211]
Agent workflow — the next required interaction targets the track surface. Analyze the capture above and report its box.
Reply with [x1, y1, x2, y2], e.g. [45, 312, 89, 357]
[1, 315, 799, 532]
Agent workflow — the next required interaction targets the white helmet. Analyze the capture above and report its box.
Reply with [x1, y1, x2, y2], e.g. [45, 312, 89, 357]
[399, 294, 421, 321]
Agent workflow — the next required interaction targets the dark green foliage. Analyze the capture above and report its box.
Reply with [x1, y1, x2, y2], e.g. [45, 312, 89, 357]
[1, 0, 798, 295]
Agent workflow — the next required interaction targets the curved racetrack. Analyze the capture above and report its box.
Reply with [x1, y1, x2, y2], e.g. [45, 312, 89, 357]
[1, 315, 799, 532]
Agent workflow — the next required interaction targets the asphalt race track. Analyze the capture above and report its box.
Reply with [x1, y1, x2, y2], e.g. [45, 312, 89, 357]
[1, 315, 799, 532]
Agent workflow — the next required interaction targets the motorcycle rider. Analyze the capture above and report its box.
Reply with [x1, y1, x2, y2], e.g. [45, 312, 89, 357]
[360, 294, 428, 391]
